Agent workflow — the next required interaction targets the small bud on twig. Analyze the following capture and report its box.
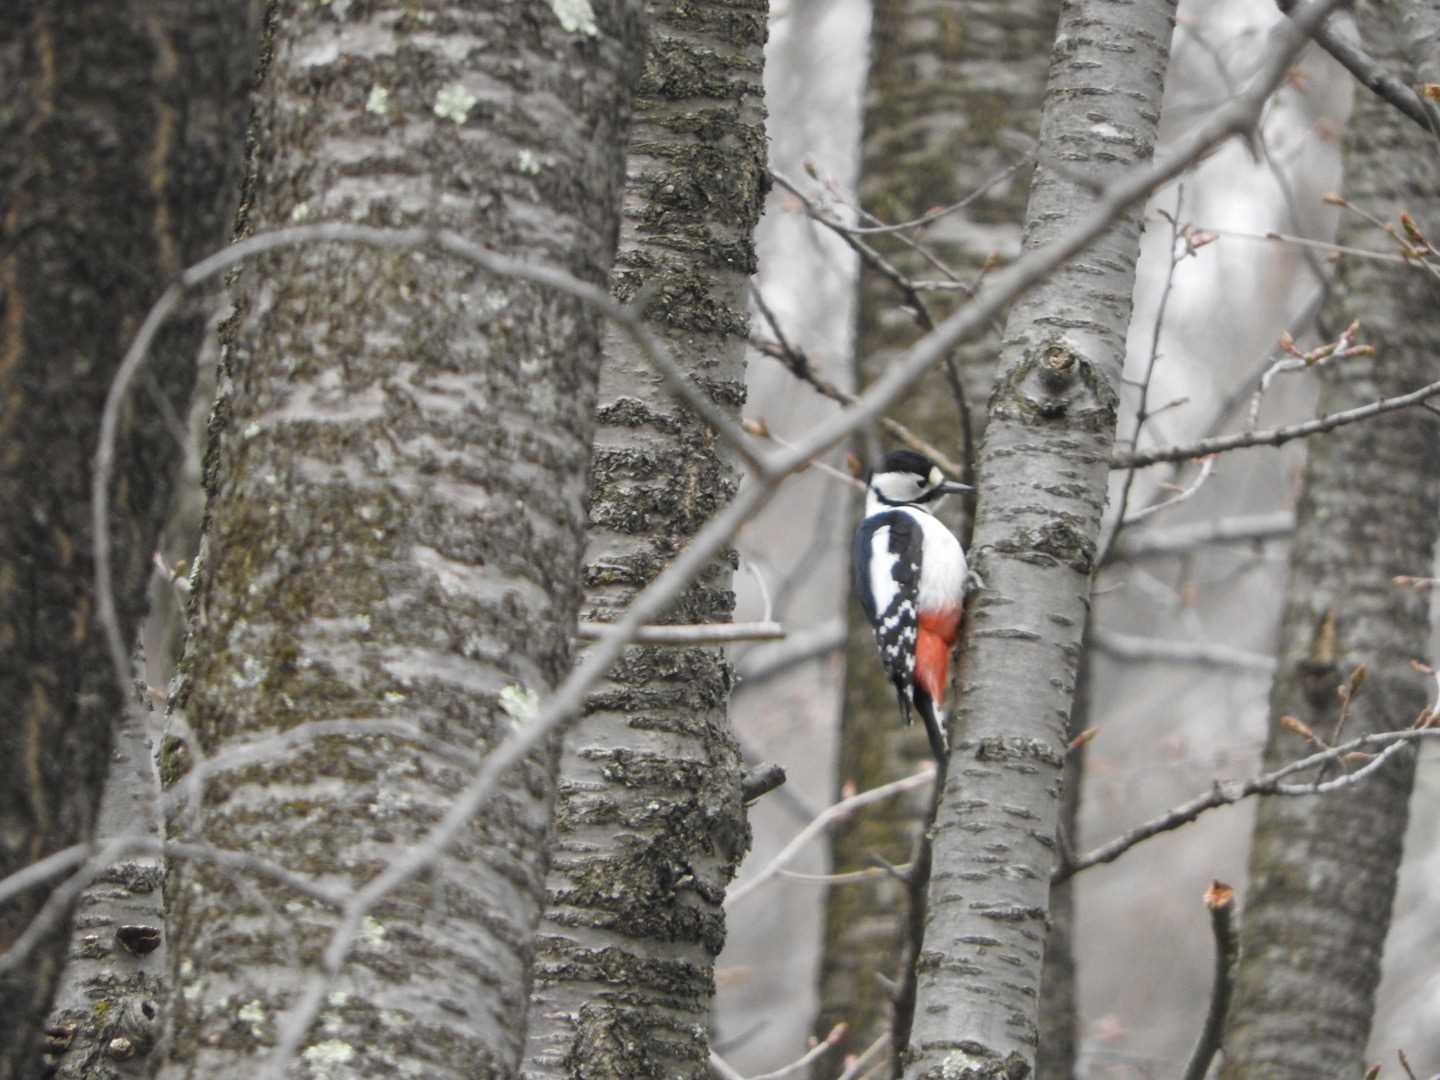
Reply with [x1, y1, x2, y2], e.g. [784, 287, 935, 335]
[1279, 715, 1317, 742]
[1203, 880, 1233, 910]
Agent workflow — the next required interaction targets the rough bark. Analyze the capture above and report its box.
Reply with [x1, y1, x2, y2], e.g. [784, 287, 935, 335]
[157, 3, 643, 1077]
[816, 0, 1059, 1067]
[1219, 4, 1440, 1075]
[521, 3, 765, 1077]
[1036, 639, 1086, 1080]
[902, 3, 1176, 1077]
[40, 660, 167, 1080]
[0, 5, 256, 1075]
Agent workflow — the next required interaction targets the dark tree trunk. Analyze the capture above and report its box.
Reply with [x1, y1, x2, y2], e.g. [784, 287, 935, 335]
[0, 5, 257, 1075]
[521, 2, 767, 1077]
[1220, 4, 1440, 1075]
[157, 3, 644, 1076]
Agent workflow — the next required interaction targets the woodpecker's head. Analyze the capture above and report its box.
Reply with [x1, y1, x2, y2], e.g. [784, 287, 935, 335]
[866, 450, 972, 511]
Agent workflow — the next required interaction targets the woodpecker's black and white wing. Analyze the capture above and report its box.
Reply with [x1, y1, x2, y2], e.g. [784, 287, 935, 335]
[853, 510, 923, 705]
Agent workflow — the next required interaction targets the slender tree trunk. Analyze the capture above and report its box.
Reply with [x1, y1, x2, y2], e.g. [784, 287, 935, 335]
[816, 0, 1058, 1067]
[1220, 5, 1440, 1075]
[157, 4, 643, 1077]
[41, 654, 168, 1079]
[0, 5, 257, 1075]
[521, 3, 766, 1076]
[902, 3, 1176, 1076]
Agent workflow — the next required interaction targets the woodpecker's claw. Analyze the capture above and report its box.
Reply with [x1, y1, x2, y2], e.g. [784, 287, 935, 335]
[965, 570, 986, 595]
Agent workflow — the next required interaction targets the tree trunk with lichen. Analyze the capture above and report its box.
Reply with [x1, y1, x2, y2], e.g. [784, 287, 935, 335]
[1219, 5, 1440, 1076]
[155, 3, 643, 1077]
[40, 667, 169, 1080]
[0, 4, 257, 1075]
[520, 3, 766, 1077]
[902, 2, 1175, 1076]
[815, 0, 1060, 1070]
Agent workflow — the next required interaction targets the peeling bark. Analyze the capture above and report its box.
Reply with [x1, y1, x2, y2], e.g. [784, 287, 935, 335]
[817, 0, 1058, 1068]
[0, 5, 256, 1075]
[902, 3, 1176, 1076]
[1219, 4, 1440, 1075]
[157, 3, 643, 1077]
[521, 2, 766, 1077]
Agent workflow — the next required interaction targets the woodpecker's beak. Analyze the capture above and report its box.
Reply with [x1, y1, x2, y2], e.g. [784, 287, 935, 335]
[939, 481, 974, 496]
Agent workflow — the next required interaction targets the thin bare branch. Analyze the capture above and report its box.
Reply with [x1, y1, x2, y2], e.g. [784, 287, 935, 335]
[1056, 728, 1438, 883]
[777, 866, 906, 886]
[836, 1035, 891, 1080]
[724, 769, 935, 909]
[1278, 0, 1440, 138]
[1247, 320, 1374, 429]
[823, 159, 1032, 236]
[575, 620, 785, 645]
[746, 1024, 849, 1080]
[1121, 455, 1218, 526]
[1196, 224, 1418, 266]
[1182, 882, 1238, 1080]
[749, 338, 965, 477]
[1110, 377, 1440, 468]
[1105, 186, 1190, 561]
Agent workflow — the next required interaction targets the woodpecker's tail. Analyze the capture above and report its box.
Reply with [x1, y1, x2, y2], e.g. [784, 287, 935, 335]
[912, 685, 949, 763]
[892, 684, 912, 728]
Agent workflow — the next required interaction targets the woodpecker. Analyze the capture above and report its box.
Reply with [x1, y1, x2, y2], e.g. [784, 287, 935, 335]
[853, 450, 972, 762]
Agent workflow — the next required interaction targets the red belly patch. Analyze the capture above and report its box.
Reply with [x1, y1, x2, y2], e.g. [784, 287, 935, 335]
[915, 605, 962, 705]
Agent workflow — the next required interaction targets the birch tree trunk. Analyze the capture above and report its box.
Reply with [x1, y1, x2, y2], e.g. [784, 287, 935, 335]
[0, 5, 256, 1075]
[902, 3, 1176, 1075]
[817, 0, 1058, 1066]
[1219, 4, 1440, 1074]
[157, 3, 643, 1076]
[521, 3, 766, 1076]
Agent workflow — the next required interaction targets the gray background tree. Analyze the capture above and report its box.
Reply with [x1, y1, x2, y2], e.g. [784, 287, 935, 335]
[156, 2, 644, 1076]
[522, 1, 766, 1076]
[0, 4, 259, 1075]
[1221, 2, 1440, 1075]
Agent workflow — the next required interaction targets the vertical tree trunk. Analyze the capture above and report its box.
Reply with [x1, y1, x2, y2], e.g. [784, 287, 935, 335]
[41, 659, 169, 1080]
[902, 2, 1176, 1076]
[817, 0, 1059, 1066]
[1036, 641, 1087, 1079]
[157, 3, 643, 1077]
[0, 5, 257, 1075]
[521, 3, 766, 1077]
[1220, 5, 1440, 1075]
